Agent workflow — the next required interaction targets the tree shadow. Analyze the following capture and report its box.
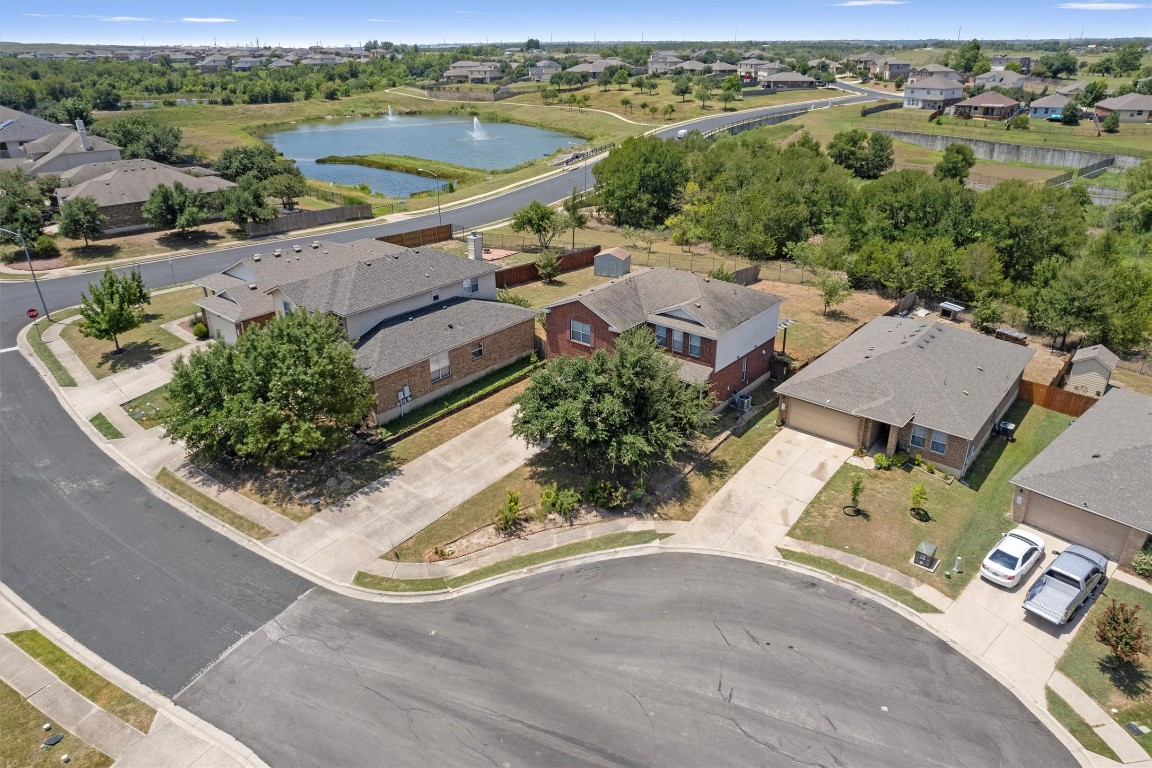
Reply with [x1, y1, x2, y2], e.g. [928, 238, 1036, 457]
[68, 244, 122, 261]
[1099, 657, 1150, 700]
[966, 400, 1033, 492]
[98, 339, 167, 374]
[157, 230, 226, 251]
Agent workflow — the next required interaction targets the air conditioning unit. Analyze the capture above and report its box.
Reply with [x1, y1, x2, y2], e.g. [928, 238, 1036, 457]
[734, 393, 752, 412]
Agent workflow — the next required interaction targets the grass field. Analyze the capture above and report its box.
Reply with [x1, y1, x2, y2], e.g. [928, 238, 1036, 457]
[0, 681, 112, 768]
[156, 468, 276, 540]
[1045, 686, 1122, 762]
[121, 385, 169, 430]
[5, 630, 156, 733]
[88, 413, 124, 440]
[27, 319, 77, 387]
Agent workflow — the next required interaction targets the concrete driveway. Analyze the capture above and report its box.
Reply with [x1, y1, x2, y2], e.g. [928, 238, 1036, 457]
[671, 428, 853, 557]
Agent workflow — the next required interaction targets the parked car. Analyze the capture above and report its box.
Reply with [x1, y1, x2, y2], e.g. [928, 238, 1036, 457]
[1047, 113, 1063, 122]
[980, 528, 1045, 587]
[1023, 545, 1108, 625]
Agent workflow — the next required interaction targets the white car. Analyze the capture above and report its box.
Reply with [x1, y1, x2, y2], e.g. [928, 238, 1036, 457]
[980, 528, 1046, 588]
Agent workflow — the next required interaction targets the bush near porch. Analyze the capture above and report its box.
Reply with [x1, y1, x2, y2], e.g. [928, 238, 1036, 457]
[1058, 580, 1152, 758]
[788, 400, 1070, 597]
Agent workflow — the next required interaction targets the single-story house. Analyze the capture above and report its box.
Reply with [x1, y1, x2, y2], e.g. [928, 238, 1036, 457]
[56, 159, 234, 230]
[543, 267, 785, 400]
[908, 64, 962, 83]
[710, 62, 738, 76]
[1029, 94, 1070, 120]
[774, 317, 1034, 477]
[974, 70, 1026, 89]
[953, 91, 1021, 120]
[759, 72, 817, 90]
[1010, 389, 1152, 565]
[0, 106, 71, 160]
[1056, 82, 1088, 97]
[808, 58, 840, 72]
[1065, 344, 1118, 398]
[14, 123, 121, 176]
[565, 58, 628, 76]
[195, 239, 538, 424]
[902, 76, 965, 110]
[1095, 94, 1152, 123]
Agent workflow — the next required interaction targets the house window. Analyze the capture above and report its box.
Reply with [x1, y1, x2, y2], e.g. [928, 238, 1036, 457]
[910, 424, 927, 449]
[471, 341, 484, 360]
[688, 334, 701, 358]
[282, 301, 291, 315]
[464, 277, 480, 294]
[672, 329, 684, 353]
[654, 325, 667, 347]
[931, 430, 948, 454]
[429, 351, 452, 382]
[570, 320, 591, 345]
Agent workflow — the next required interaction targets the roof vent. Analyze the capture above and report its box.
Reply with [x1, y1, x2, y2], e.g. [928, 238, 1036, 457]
[253, 255, 261, 262]
[448, 323, 454, 329]
[248, 284, 257, 290]
[703, 277, 710, 282]
[365, 262, 372, 267]
[1092, 453, 1101, 458]
[962, 391, 968, 395]
[977, 366, 983, 371]
[695, 302, 701, 308]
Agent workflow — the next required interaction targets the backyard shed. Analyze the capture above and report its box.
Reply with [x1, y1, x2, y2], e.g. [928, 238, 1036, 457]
[594, 247, 631, 278]
[1065, 344, 1118, 398]
[938, 301, 964, 321]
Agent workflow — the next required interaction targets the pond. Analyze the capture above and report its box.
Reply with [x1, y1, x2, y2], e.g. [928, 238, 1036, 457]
[263, 114, 583, 197]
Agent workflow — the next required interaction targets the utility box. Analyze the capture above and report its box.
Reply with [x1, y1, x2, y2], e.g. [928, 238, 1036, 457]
[914, 541, 938, 571]
[594, 247, 631, 278]
[467, 231, 484, 261]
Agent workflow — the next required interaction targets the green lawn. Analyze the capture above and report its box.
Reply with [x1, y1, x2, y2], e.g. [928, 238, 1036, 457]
[777, 549, 941, 614]
[1058, 579, 1152, 757]
[27, 319, 76, 387]
[60, 288, 201, 379]
[1045, 686, 1122, 762]
[156, 468, 275, 540]
[789, 401, 1071, 597]
[0, 681, 112, 768]
[5, 630, 155, 733]
[358, 531, 667, 592]
[121, 385, 169, 430]
[88, 413, 124, 440]
[503, 267, 613, 308]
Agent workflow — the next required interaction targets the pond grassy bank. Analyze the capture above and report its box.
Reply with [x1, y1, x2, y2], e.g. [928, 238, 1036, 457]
[316, 153, 536, 186]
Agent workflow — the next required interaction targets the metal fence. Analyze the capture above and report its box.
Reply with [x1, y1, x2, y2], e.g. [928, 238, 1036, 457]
[1076, 157, 1116, 178]
[863, 119, 1152, 158]
[306, 184, 368, 206]
[1045, 170, 1075, 186]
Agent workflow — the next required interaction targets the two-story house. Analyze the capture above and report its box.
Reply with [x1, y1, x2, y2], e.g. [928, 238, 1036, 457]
[901, 76, 965, 110]
[194, 238, 538, 424]
[543, 268, 785, 400]
[908, 64, 962, 83]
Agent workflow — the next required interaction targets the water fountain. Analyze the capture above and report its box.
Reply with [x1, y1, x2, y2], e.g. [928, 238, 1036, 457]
[386, 105, 396, 121]
[468, 116, 488, 140]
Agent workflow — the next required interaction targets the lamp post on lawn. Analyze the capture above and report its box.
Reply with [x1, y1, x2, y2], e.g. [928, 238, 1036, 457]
[0, 227, 50, 321]
[417, 168, 442, 226]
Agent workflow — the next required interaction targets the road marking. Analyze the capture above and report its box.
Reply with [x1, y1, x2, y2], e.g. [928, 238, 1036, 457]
[0, 346, 19, 354]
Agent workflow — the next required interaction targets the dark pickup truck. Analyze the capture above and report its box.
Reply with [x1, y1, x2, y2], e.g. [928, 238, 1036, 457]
[1023, 545, 1108, 626]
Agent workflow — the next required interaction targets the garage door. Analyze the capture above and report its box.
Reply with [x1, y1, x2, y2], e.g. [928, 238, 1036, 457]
[1022, 494, 1132, 562]
[785, 398, 859, 446]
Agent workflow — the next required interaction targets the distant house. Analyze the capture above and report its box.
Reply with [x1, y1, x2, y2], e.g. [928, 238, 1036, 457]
[1029, 94, 1070, 120]
[231, 57, 265, 72]
[902, 76, 965, 110]
[1066, 344, 1119, 398]
[974, 70, 1026, 89]
[953, 91, 1021, 120]
[1010, 389, 1152, 565]
[807, 57, 840, 73]
[845, 51, 883, 69]
[876, 58, 911, 81]
[710, 61, 738, 76]
[543, 267, 785, 400]
[565, 58, 628, 76]
[736, 59, 763, 79]
[759, 72, 817, 90]
[56, 160, 234, 231]
[989, 55, 1032, 74]
[677, 60, 709, 74]
[197, 54, 231, 73]
[647, 53, 683, 75]
[753, 61, 787, 81]
[195, 239, 538, 424]
[1095, 94, 1152, 123]
[7, 121, 121, 176]
[0, 106, 71, 160]
[908, 64, 962, 83]
[1056, 81, 1088, 97]
[529, 60, 562, 81]
[774, 317, 1033, 476]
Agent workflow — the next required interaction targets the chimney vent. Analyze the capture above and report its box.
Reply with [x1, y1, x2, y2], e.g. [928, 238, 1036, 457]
[467, 231, 484, 261]
[75, 119, 92, 151]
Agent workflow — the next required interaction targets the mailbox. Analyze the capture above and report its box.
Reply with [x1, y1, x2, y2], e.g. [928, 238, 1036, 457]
[914, 541, 938, 570]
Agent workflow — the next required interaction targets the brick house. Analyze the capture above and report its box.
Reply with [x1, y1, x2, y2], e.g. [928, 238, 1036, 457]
[543, 268, 785, 402]
[194, 238, 537, 424]
[774, 317, 1034, 477]
[953, 91, 1021, 120]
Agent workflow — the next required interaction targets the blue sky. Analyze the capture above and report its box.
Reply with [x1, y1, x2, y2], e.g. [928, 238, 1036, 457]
[8, 1, 1151, 47]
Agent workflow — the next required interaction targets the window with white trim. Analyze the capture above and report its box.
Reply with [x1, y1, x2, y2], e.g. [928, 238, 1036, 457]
[570, 320, 591, 345]
[672, 329, 684, 353]
[654, 325, 666, 347]
[688, 334, 701, 358]
[910, 424, 927, 449]
[930, 430, 948, 454]
[464, 277, 480, 295]
[429, 350, 452, 382]
[282, 301, 292, 315]
[471, 341, 484, 360]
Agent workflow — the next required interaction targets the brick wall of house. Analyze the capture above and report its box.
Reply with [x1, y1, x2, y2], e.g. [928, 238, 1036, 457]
[657, 331, 717, 369]
[372, 319, 535, 418]
[101, 202, 148, 229]
[708, 337, 774, 400]
[545, 302, 616, 359]
[894, 421, 970, 476]
[238, 313, 275, 333]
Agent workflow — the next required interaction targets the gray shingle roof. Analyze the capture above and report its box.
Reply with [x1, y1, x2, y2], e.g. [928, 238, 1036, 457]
[544, 268, 785, 339]
[1097, 93, 1152, 111]
[193, 272, 249, 293]
[56, 160, 233, 207]
[906, 77, 965, 90]
[1072, 344, 1119, 371]
[775, 317, 1034, 439]
[1011, 389, 1152, 533]
[1030, 94, 1070, 109]
[956, 92, 1020, 108]
[355, 298, 538, 379]
[277, 246, 495, 318]
[194, 289, 276, 323]
[0, 106, 68, 145]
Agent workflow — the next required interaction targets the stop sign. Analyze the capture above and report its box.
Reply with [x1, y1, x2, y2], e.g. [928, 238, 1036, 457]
[26, 308, 38, 319]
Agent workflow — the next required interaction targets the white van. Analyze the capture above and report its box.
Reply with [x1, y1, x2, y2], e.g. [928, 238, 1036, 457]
[676, 129, 689, 140]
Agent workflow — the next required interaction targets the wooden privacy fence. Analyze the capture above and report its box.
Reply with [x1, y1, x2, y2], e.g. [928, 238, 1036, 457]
[495, 246, 600, 288]
[244, 205, 372, 236]
[732, 265, 760, 286]
[378, 224, 454, 248]
[1018, 380, 1097, 417]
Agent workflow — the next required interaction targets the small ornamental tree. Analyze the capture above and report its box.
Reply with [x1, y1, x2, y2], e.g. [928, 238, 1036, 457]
[511, 200, 563, 250]
[850, 475, 865, 511]
[1095, 599, 1148, 665]
[77, 268, 150, 353]
[815, 272, 852, 316]
[142, 181, 213, 235]
[263, 172, 307, 211]
[57, 195, 106, 246]
[561, 188, 587, 249]
[1102, 111, 1121, 134]
[535, 249, 561, 282]
[910, 483, 928, 511]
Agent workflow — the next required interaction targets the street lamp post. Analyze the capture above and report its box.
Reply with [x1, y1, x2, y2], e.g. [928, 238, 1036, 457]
[417, 168, 442, 226]
[1, 227, 50, 321]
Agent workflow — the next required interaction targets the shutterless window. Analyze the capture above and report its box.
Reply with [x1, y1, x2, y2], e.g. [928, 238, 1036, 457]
[570, 320, 591, 345]
[672, 329, 684, 353]
[429, 351, 451, 382]
[688, 334, 701, 358]
[931, 430, 948, 454]
[464, 277, 480, 294]
[471, 341, 484, 360]
[282, 301, 291, 315]
[910, 424, 927, 449]
[654, 325, 666, 347]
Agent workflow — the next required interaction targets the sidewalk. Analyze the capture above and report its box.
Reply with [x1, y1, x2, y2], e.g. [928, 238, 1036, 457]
[0, 586, 263, 768]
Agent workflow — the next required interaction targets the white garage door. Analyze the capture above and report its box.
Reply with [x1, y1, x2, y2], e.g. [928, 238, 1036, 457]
[785, 398, 859, 446]
[1022, 494, 1132, 562]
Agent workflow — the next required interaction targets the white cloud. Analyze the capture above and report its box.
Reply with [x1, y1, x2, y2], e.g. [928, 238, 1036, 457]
[1055, 2, 1148, 8]
[182, 17, 237, 23]
[834, 0, 905, 5]
[100, 16, 153, 22]
[21, 12, 62, 17]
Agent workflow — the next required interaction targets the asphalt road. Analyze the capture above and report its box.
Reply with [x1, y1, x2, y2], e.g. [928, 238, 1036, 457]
[179, 555, 1076, 768]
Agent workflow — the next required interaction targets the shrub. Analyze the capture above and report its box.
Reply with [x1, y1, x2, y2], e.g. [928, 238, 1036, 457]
[892, 451, 910, 467]
[497, 288, 531, 308]
[535, 249, 561, 282]
[191, 321, 209, 339]
[1102, 112, 1121, 134]
[1132, 550, 1152, 579]
[913, 453, 923, 466]
[1095, 599, 1148, 665]
[1007, 114, 1030, 131]
[495, 489, 521, 535]
[33, 234, 60, 259]
[850, 476, 865, 509]
[708, 266, 736, 283]
[910, 483, 928, 510]
[872, 453, 891, 470]
[925, 462, 936, 474]
[583, 480, 630, 509]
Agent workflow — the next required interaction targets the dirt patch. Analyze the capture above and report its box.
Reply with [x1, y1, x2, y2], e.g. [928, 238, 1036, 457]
[969, 162, 1066, 183]
[748, 279, 894, 362]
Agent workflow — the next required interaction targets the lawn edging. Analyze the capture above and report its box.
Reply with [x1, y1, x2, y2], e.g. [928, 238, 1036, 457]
[1045, 686, 1122, 762]
[156, 468, 275, 540]
[776, 547, 942, 614]
[88, 413, 124, 440]
[26, 319, 77, 387]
